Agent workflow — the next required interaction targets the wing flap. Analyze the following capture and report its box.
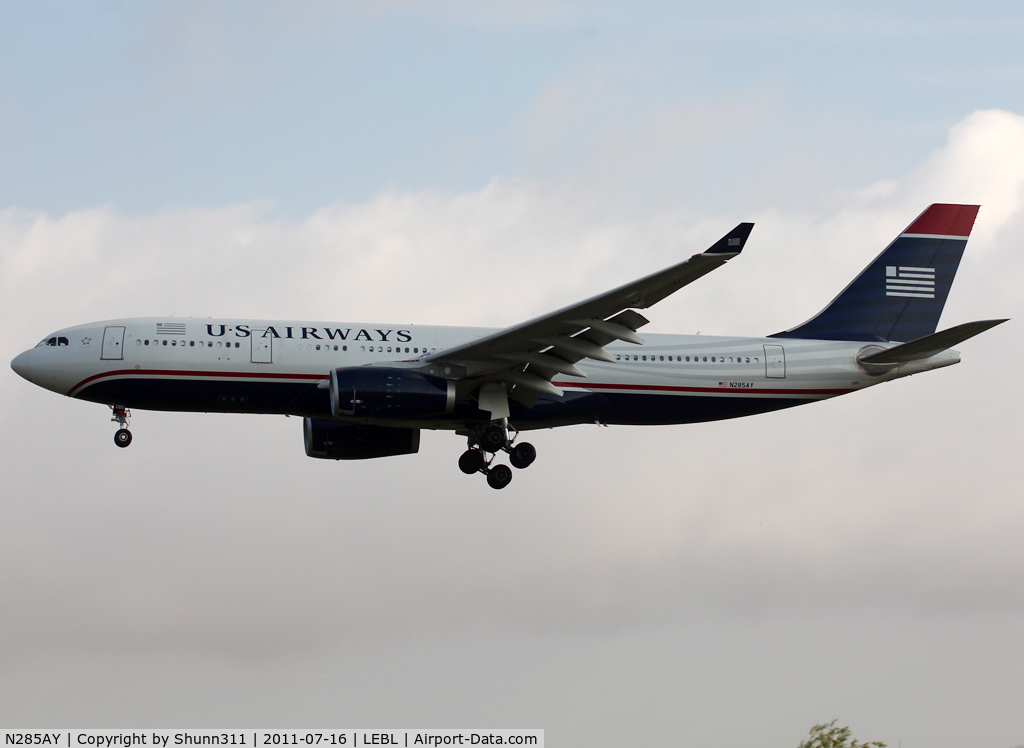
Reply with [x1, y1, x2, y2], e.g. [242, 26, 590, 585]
[570, 318, 645, 345]
[507, 369, 564, 396]
[493, 352, 588, 378]
[532, 335, 617, 363]
[608, 309, 650, 331]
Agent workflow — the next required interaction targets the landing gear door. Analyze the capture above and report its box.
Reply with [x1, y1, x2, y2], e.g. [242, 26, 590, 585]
[101, 326, 125, 360]
[764, 344, 786, 378]
[251, 330, 273, 363]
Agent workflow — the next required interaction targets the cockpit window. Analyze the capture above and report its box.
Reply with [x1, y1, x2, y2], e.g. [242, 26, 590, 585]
[35, 336, 70, 347]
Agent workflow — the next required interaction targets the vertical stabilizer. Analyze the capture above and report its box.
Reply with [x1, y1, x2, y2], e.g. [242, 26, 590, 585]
[771, 204, 979, 342]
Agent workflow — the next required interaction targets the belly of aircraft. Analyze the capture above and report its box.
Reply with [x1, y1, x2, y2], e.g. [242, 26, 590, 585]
[75, 374, 818, 429]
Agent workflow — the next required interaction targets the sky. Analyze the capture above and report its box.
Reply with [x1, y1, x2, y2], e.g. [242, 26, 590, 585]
[1, 2, 1023, 746]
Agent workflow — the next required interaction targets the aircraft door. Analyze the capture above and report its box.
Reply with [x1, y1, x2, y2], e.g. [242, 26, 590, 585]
[251, 330, 273, 363]
[763, 344, 786, 378]
[101, 326, 125, 360]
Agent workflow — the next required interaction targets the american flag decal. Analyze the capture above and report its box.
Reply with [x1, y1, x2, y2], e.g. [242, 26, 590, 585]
[156, 322, 186, 335]
[886, 266, 935, 299]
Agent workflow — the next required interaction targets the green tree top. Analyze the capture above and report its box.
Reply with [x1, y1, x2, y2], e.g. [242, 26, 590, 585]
[798, 720, 886, 748]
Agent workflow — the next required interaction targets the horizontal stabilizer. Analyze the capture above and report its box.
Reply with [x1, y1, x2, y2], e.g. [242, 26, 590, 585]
[859, 319, 1008, 365]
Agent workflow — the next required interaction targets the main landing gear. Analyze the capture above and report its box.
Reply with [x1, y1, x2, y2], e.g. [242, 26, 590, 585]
[458, 421, 536, 490]
[110, 405, 132, 448]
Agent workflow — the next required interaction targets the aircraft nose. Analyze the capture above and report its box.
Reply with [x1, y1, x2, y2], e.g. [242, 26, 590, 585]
[11, 347, 66, 394]
[11, 349, 34, 381]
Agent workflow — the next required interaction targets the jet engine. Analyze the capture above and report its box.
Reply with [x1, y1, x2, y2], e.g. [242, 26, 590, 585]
[303, 418, 420, 460]
[329, 367, 455, 419]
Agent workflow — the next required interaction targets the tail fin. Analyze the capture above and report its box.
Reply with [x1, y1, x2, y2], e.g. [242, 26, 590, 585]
[771, 204, 980, 342]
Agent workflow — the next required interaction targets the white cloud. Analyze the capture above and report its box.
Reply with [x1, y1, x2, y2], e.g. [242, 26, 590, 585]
[904, 109, 1024, 237]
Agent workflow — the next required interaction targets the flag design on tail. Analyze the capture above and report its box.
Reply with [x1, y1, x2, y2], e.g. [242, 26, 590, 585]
[886, 266, 935, 298]
[771, 204, 980, 342]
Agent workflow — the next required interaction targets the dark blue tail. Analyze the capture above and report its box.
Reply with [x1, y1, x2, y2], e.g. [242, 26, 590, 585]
[771, 204, 980, 343]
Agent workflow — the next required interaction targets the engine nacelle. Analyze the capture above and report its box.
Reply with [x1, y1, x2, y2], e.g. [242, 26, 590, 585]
[329, 367, 455, 419]
[303, 418, 420, 460]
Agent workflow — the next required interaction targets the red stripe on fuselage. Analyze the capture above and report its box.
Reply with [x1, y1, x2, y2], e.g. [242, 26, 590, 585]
[68, 368, 325, 397]
[69, 369, 854, 400]
[553, 381, 853, 396]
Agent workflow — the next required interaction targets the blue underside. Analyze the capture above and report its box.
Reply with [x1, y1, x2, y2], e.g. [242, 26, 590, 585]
[77, 378, 814, 428]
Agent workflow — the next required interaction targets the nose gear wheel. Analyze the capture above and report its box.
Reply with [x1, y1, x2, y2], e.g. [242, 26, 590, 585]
[110, 405, 133, 448]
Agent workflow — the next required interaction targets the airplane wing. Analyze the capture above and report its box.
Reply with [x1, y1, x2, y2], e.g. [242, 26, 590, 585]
[423, 222, 754, 410]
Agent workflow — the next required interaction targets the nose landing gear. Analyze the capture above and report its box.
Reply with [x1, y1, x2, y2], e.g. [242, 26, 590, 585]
[110, 405, 132, 448]
[458, 421, 536, 489]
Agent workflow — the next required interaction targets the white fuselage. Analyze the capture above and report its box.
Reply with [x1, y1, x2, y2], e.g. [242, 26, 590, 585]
[11, 316, 961, 430]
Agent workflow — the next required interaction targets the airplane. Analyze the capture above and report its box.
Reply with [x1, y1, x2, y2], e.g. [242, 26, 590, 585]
[10, 203, 1007, 489]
